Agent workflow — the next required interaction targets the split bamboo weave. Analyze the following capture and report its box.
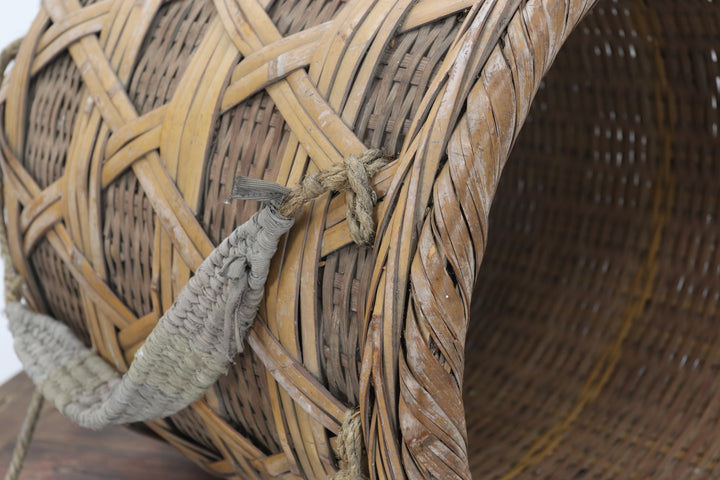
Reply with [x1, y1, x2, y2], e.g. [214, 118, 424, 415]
[2, 0, 719, 478]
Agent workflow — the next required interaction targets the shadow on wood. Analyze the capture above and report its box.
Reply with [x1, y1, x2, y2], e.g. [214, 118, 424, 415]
[0, 374, 214, 480]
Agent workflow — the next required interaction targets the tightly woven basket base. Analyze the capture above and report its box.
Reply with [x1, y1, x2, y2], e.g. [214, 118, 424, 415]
[2, 0, 720, 478]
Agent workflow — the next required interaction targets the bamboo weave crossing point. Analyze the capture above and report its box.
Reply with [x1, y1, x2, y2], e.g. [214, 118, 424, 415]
[2, 0, 720, 479]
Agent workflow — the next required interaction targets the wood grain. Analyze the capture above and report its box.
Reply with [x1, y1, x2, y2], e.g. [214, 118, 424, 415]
[0, 374, 214, 480]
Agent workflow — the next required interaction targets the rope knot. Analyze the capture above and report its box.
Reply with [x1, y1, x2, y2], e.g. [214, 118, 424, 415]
[330, 409, 366, 480]
[276, 149, 390, 246]
[343, 154, 378, 246]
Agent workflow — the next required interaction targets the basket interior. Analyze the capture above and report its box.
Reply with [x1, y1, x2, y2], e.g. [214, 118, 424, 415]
[464, 2, 720, 478]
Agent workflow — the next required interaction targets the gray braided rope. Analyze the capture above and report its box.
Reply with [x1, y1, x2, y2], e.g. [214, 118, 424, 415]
[9, 204, 294, 429]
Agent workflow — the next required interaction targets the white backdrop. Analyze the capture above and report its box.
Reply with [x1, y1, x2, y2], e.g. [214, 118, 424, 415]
[0, 3, 41, 385]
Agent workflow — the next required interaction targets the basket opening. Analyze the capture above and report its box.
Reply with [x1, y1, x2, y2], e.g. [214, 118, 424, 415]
[463, 2, 720, 478]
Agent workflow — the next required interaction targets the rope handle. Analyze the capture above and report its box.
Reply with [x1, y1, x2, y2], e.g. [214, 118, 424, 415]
[5, 150, 390, 427]
[2, 36, 380, 479]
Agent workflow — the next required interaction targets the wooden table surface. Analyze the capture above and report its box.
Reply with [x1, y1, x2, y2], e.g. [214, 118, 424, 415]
[0, 373, 215, 479]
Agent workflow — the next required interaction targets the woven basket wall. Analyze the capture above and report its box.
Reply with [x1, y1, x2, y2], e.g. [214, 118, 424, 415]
[2, 0, 719, 478]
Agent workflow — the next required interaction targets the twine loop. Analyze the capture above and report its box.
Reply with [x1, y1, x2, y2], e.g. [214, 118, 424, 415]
[277, 149, 390, 245]
[330, 409, 365, 480]
[4, 390, 44, 480]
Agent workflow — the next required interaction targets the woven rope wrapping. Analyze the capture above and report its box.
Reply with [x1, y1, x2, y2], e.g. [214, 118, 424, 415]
[9, 203, 293, 428]
[5, 147, 377, 425]
[2, 144, 382, 476]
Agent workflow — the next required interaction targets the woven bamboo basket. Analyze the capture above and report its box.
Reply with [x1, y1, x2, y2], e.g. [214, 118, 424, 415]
[2, 0, 719, 478]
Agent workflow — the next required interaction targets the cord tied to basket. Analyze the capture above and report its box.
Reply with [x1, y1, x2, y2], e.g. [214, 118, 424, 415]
[4, 143, 385, 478]
[330, 409, 366, 480]
[277, 149, 390, 245]
[228, 149, 389, 246]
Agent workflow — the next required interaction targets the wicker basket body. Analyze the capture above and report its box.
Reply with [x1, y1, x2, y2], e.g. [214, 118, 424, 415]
[2, 0, 719, 478]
